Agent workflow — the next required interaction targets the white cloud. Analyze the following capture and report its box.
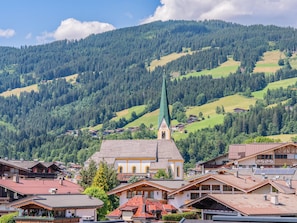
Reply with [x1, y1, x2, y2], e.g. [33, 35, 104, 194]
[142, 0, 297, 27]
[53, 18, 115, 41]
[36, 18, 116, 44]
[0, 28, 15, 38]
[36, 31, 54, 45]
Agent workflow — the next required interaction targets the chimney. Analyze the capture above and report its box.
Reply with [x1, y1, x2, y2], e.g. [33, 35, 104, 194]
[13, 174, 19, 183]
[142, 204, 146, 213]
[271, 194, 279, 205]
[59, 177, 64, 185]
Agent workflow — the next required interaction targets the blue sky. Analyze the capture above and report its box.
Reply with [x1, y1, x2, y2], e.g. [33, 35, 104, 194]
[1, 0, 297, 47]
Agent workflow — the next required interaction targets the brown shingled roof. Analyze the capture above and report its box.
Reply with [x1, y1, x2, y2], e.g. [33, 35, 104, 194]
[87, 139, 184, 165]
[187, 193, 297, 216]
[228, 143, 284, 160]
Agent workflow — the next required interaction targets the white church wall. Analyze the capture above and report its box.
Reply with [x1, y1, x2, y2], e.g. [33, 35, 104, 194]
[115, 160, 153, 174]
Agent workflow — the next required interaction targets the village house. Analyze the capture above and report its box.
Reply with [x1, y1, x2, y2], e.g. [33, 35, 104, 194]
[107, 178, 188, 206]
[10, 194, 103, 223]
[227, 142, 297, 168]
[195, 142, 297, 173]
[0, 159, 61, 179]
[106, 195, 177, 222]
[0, 176, 83, 215]
[182, 193, 297, 221]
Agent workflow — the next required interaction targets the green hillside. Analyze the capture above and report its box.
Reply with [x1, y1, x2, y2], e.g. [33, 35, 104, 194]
[179, 57, 240, 79]
[1, 20, 297, 164]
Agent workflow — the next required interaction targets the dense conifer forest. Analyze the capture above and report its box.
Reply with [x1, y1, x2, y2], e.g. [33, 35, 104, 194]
[1, 20, 297, 167]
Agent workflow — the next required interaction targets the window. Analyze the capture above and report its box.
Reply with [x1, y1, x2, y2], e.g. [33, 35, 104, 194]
[275, 154, 287, 159]
[223, 185, 232, 191]
[212, 185, 220, 191]
[190, 193, 199, 199]
[176, 167, 180, 177]
[148, 191, 154, 198]
[127, 191, 136, 198]
[257, 155, 273, 159]
[118, 166, 123, 173]
[132, 166, 136, 173]
[201, 185, 210, 190]
[146, 166, 149, 173]
[162, 131, 166, 139]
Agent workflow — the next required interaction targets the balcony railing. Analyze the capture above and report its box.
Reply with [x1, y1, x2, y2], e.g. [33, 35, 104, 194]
[255, 159, 274, 165]
[14, 216, 80, 223]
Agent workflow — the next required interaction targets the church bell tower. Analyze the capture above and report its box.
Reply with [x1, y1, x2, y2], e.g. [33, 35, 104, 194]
[157, 76, 171, 140]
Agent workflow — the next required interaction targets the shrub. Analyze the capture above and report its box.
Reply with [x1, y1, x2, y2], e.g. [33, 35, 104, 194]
[0, 212, 18, 223]
[162, 212, 198, 221]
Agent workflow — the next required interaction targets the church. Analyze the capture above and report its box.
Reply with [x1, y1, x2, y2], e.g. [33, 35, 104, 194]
[85, 77, 184, 181]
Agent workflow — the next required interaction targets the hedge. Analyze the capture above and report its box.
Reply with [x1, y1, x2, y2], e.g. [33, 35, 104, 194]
[162, 212, 198, 221]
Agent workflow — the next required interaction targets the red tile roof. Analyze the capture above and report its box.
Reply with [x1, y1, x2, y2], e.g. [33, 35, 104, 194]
[0, 178, 83, 195]
[107, 195, 177, 220]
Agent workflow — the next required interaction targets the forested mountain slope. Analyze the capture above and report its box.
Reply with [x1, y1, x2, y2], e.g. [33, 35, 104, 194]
[1, 20, 297, 165]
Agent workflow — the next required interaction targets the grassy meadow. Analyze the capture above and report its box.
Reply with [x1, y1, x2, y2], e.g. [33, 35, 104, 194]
[252, 77, 297, 99]
[181, 57, 240, 79]
[147, 50, 193, 72]
[112, 105, 146, 122]
[2, 49, 297, 143]
[253, 50, 285, 74]
[0, 74, 78, 97]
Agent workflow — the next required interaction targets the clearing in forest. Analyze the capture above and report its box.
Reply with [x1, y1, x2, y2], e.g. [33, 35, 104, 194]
[254, 50, 285, 74]
[0, 74, 78, 97]
[252, 77, 297, 99]
[147, 50, 194, 72]
[178, 57, 240, 80]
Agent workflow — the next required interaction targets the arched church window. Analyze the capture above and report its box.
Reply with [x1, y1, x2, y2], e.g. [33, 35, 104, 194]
[118, 166, 123, 173]
[176, 166, 180, 177]
[132, 166, 136, 173]
[162, 131, 166, 139]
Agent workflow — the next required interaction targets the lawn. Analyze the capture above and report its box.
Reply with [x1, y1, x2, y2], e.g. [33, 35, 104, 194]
[289, 53, 297, 69]
[169, 94, 257, 140]
[267, 134, 297, 142]
[254, 50, 284, 74]
[112, 105, 146, 122]
[180, 58, 240, 79]
[147, 50, 193, 72]
[0, 73, 79, 97]
[0, 84, 39, 97]
[186, 94, 257, 117]
[125, 109, 160, 129]
[252, 77, 297, 99]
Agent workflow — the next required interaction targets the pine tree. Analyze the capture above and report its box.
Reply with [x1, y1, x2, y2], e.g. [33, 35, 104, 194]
[92, 161, 109, 191]
[79, 159, 97, 189]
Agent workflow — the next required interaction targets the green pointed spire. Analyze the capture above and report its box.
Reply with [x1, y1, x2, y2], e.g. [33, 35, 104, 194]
[158, 76, 171, 128]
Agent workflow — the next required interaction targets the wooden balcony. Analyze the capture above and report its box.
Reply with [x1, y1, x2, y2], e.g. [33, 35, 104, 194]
[14, 216, 80, 223]
[255, 159, 274, 165]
